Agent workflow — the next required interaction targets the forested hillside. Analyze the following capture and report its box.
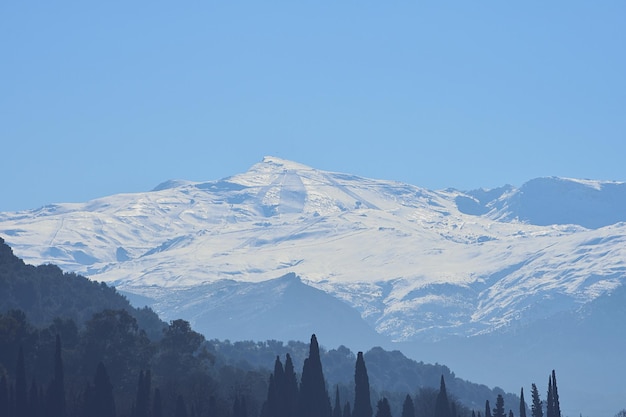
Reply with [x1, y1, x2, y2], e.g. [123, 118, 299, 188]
[0, 237, 568, 417]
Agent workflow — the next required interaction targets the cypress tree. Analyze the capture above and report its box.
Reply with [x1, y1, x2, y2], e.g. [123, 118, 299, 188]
[134, 370, 151, 417]
[434, 376, 451, 417]
[343, 402, 352, 417]
[352, 352, 372, 417]
[519, 388, 527, 417]
[401, 394, 415, 417]
[47, 335, 66, 417]
[92, 362, 116, 417]
[375, 398, 392, 417]
[299, 335, 331, 417]
[333, 386, 343, 417]
[546, 377, 554, 417]
[551, 371, 561, 417]
[15, 347, 28, 417]
[530, 384, 542, 417]
[284, 354, 299, 417]
[493, 395, 506, 417]
[509, 411, 514, 417]
[472, 411, 476, 417]
[485, 401, 492, 417]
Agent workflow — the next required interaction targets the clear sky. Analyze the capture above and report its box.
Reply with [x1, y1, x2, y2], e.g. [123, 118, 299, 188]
[2, 2, 625, 212]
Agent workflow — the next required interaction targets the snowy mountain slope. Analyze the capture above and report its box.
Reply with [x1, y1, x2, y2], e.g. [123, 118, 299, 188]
[1, 156, 626, 344]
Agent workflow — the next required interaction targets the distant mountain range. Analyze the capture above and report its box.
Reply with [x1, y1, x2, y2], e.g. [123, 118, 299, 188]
[1, 156, 625, 415]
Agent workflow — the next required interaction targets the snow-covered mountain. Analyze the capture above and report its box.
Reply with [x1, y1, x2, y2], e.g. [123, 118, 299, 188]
[2, 156, 625, 344]
[2, 156, 626, 415]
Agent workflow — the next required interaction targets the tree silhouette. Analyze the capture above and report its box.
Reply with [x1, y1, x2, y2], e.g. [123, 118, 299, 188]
[435, 376, 451, 417]
[530, 384, 542, 417]
[298, 335, 331, 417]
[353, 352, 372, 417]
[401, 394, 415, 417]
[375, 398, 392, 417]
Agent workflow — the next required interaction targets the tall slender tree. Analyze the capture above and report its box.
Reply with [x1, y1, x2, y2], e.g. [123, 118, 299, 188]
[519, 388, 527, 417]
[343, 402, 352, 417]
[352, 352, 372, 417]
[134, 370, 151, 417]
[550, 371, 561, 417]
[28, 379, 40, 417]
[91, 362, 116, 417]
[530, 384, 542, 417]
[546, 378, 554, 417]
[15, 347, 28, 417]
[333, 386, 343, 417]
[298, 335, 331, 417]
[47, 335, 66, 417]
[435, 376, 451, 417]
[284, 354, 299, 417]
[485, 400, 492, 417]
[401, 394, 415, 417]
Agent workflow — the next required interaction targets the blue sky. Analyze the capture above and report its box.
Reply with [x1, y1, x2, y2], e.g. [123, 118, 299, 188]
[2, 2, 625, 212]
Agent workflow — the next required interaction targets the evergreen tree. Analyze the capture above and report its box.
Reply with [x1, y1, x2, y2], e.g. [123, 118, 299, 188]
[343, 402, 352, 417]
[298, 335, 331, 417]
[333, 386, 343, 417]
[47, 335, 66, 417]
[352, 352, 372, 417]
[519, 388, 527, 417]
[530, 384, 542, 417]
[493, 395, 506, 417]
[134, 370, 151, 417]
[375, 398, 392, 417]
[15, 347, 28, 417]
[152, 388, 162, 417]
[546, 378, 554, 417]
[485, 401, 492, 417]
[550, 371, 561, 417]
[91, 362, 116, 417]
[509, 411, 514, 417]
[434, 376, 451, 417]
[284, 354, 299, 417]
[472, 410, 476, 417]
[401, 394, 415, 417]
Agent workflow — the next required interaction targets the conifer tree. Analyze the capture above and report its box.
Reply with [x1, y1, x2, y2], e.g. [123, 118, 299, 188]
[546, 378, 554, 417]
[519, 388, 527, 417]
[298, 335, 331, 417]
[343, 402, 352, 417]
[550, 371, 561, 417]
[284, 354, 299, 417]
[333, 386, 343, 417]
[353, 352, 372, 417]
[434, 376, 451, 417]
[493, 394, 506, 417]
[47, 335, 66, 417]
[92, 362, 116, 417]
[134, 370, 151, 417]
[375, 398, 392, 417]
[401, 394, 415, 417]
[485, 400, 492, 417]
[530, 384, 542, 417]
[509, 411, 514, 417]
[15, 347, 28, 417]
[472, 410, 476, 417]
